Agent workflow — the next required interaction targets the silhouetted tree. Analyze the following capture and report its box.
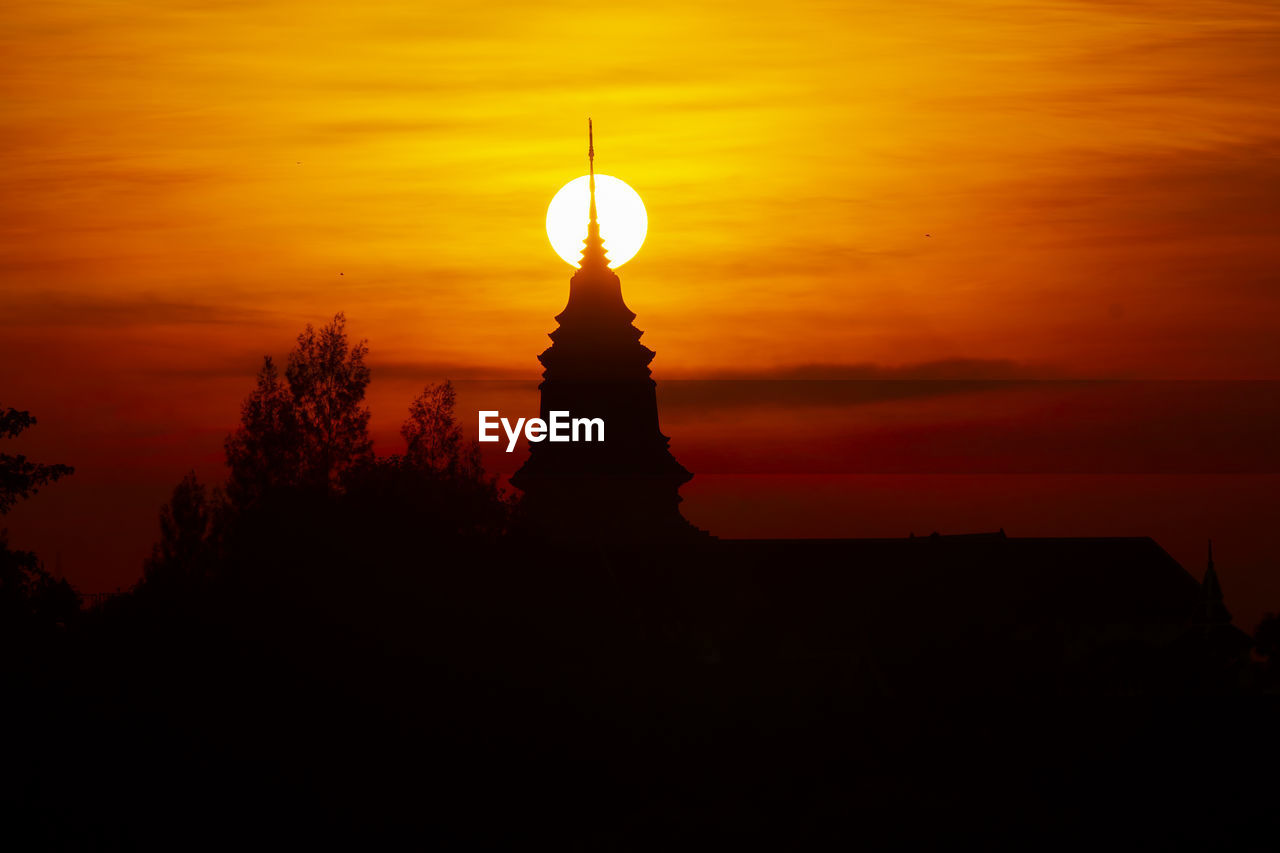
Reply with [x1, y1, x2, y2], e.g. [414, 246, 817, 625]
[285, 313, 373, 491]
[225, 314, 372, 505]
[1, 408, 74, 515]
[141, 471, 221, 594]
[0, 532, 79, 635]
[335, 379, 510, 546]
[402, 380, 480, 476]
[224, 356, 301, 506]
[0, 408, 77, 635]
[210, 317, 517, 627]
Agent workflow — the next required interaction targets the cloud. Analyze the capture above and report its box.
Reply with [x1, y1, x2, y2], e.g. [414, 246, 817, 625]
[696, 358, 1064, 381]
[662, 379, 1280, 475]
[646, 359, 1066, 411]
[1001, 142, 1280, 249]
[302, 119, 460, 140]
[0, 291, 273, 328]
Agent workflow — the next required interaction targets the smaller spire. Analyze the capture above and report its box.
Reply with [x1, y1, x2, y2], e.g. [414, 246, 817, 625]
[1201, 538, 1231, 625]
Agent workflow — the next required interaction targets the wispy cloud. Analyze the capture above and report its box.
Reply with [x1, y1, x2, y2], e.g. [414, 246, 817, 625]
[0, 291, 273, 328]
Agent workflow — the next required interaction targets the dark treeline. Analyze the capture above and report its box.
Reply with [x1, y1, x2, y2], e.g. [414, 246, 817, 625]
[4, 315, 1280, 848]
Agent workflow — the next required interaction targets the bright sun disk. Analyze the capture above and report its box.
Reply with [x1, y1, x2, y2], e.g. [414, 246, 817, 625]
[546, 174, 647, 268]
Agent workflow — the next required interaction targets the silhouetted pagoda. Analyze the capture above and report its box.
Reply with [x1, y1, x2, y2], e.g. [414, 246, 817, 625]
[511, 122, 701, 543]
[506, 127, 1249, 698]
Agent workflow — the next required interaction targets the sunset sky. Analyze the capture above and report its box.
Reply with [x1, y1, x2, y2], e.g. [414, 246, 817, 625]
[3, 1, 1278, 620]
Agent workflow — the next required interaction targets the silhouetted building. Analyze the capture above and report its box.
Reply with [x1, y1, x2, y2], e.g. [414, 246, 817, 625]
[511, 123, 701, 543]
[597, 531, 1251, 694]
[1175, 540, 1254, 680]
[506, 125, 1250, 692]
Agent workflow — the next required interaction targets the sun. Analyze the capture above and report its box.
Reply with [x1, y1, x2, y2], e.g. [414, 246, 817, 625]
[546, 174, 647, 268]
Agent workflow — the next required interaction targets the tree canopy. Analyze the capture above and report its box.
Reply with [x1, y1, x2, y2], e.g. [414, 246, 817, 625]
[225, 313, 372, 505]
[0, 408, 74, 516]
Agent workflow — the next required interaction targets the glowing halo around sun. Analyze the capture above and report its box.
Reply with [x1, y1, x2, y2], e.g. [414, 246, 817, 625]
[546, 174, 647, 268]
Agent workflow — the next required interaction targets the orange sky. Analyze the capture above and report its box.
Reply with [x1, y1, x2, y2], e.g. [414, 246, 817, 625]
[5, 0, 1279, 378]
[3, 1, 1279, 616]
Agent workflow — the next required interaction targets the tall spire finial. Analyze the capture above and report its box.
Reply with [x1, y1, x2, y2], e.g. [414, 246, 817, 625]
[588, 118, 597, 226]
[578, 118, 609, 269]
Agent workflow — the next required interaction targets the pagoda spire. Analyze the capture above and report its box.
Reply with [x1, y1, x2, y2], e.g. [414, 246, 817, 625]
[580, 118, 609, 270]
[588, 117, 596, 224]
[509, 120, 701, 543]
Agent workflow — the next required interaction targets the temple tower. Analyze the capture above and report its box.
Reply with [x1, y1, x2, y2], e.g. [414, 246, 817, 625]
[510, 121, 700, 543]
